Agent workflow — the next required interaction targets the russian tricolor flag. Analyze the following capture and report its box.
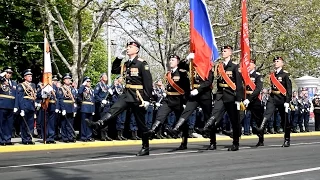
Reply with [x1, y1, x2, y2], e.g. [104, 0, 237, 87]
[190, 0, 219, 80]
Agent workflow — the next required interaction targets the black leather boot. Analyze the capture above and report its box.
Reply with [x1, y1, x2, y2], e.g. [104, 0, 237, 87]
[172, 118, 186, 132]
[136, 136, 150, 156]
[147, 120, 161, 135]
[256, 134, 264, 147]
[176, 137, 188, 150]
[228, 143, 239, 151]
[282, 138, 290, 147]
[203, 116, 215, 132]
[101, 127, 113, 141]
[86, 113, 111, 129]
[131, 131, 141, 140]
[257, 117, 268, 133]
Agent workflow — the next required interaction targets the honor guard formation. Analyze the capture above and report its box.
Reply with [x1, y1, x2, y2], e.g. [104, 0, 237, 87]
[1, 43, 319, 156]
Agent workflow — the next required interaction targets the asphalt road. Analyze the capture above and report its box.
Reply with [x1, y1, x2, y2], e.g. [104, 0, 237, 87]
[1, 136, 320, 180]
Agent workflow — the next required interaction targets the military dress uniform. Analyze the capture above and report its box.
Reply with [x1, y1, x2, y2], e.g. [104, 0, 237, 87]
[300, 97, 311, 132]
[148, 56, 190, 139]
[78, 77, 95, 141]
[15, 69, 36, 144]
[0, 67, 17, 145]
[57, 73, 78, 143]
[203, 58, 244, 151]
[87, 41, 153, 156]
[94, 78, 113, 141]
[258, 57, 292, 147]
[290, 95, 300, 133]
[244, 63, 263, 146]
[113, 81, 128, 140]
[172, 60, 213, 150]
[312, 95, 320, 131]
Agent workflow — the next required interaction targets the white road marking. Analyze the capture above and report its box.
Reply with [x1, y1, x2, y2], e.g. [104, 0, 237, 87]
[1, 141, 320, 169]
[268, 141, 320, 147]
[236, 166, 320, 180]
[0, 150, 198, 169]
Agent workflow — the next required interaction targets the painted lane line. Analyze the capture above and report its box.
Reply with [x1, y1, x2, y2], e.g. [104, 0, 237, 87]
[236, 166, 320, 180]
[0, 150, 199, 169]
[268, 141, 320, 147]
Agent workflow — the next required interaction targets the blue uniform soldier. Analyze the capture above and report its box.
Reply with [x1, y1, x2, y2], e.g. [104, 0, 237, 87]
[0, 67, 17, 145]
[37, 77, 60, 144]
[58, 73, 78, 143]
[15, 69, 36, 145]
[79, 76, 95, 141]
[94, 73, 113, 141]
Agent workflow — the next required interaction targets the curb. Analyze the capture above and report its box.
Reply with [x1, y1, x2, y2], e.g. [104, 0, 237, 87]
[1, 132, 319, 153]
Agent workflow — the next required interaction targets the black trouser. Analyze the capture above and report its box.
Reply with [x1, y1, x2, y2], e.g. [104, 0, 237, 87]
[264, 97, 290, 140]
[314, 112, 320, 131]
[180, 98, 212, 144]
[155, 102, 182, 126]
[248, 101, 264, 140]
[101, 98, 148, 146]
[209, 99, 240, 145]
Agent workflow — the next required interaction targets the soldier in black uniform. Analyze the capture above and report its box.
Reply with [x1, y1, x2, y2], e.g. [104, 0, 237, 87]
[202, 45, 244, 151]
[147, 55, 190, 137]
[312, 94, 320, 131]
[242, 59, 264, 146]
[171, 52, 214, 150]
[86, 41, 153, 156]
[257, 56, 292, 147]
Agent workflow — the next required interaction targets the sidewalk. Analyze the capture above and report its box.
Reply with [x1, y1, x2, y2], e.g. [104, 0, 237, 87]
[1, 131, 319, 153]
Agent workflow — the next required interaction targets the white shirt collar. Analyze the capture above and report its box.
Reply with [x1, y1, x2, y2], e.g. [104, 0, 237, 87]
[275, 68, 282, 74]
[171, 67, 178, 73]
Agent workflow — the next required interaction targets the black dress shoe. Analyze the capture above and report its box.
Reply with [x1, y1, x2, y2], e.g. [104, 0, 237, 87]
[70, 139, 76, 143]
[228, 144, 239, 151]
[255, 142, 264, 147]
[5, 142, 14, 145]
[176, 144, 187, 150]
[282, 140, 290, 147]
[63, 140, 69, 143]
[206, 144, 216, 150]
[28, 141, 35, 145]
[136, 147, 150, 156]
[0, 143, 6, 146]
[81, 139, 87, 142]
[22, 142, 28, 145]
[88, 138, 95, 142]
[48, 141, 56, 144]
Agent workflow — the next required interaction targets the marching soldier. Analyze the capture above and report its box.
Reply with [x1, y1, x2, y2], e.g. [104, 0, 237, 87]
[14, 69, 36, 145]
[202, 45, 244, 151]
[147, 55, 190, 140]
[242, 59, 263, 146]
[171, 53, 213, 150]
[0, 67, 17, 145]
[257, 56, 292, 147]
[57, 73, 78, 143]
[78, 77, 95, 141]
[94, 73, 113, 141]
[113, 76, 127, 140]
[86, 41, 153, 156]
[312, 94, 320, 131]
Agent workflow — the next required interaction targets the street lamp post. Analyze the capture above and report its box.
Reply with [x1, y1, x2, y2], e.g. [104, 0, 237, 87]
[107, 21, 112, 86]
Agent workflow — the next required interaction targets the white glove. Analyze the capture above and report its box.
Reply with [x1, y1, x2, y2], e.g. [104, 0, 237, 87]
[199, 107, 202, 112]
[183, 105, 186, 109]
[62, 110, 66, 116]
[92, 112, 95, 116]
[108, 88, 113, 95]
[190, 89, 199, 96]
[13, 108, 18, 113]
[186, 53, 195, 62]
[235, 101, 241, 110]
[73, 112, 76, 117]
[284, 102, 290, 113]
[143, 101, 150, 110]
[82, 81, 87, 86]
[102, 100, 107, 104]
[20, 110, 25, 117]
[156, 102, 161, 107]
[74, 103, 77, 108]
[117, 49, 127, 59]
[243, 99, 250, 107]
[163, 93, 167, 98]
[0, 72, 6, 77]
